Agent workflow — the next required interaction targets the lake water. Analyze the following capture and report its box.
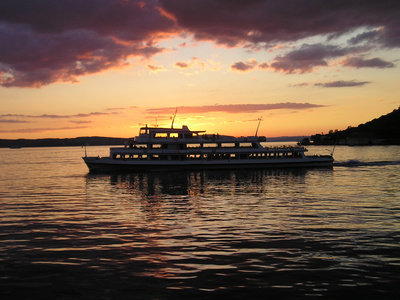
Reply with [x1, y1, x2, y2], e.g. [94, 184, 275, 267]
[1, 144, 399, 299]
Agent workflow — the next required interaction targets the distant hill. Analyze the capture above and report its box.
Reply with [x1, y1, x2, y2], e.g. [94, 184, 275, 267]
[0, 137, 126, 148]
[0, 135, 300, 148]
[310, 107, 400, 145]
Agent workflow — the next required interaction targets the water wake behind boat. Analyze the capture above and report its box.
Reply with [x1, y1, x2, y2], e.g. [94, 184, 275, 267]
[334, 160, 400, 167]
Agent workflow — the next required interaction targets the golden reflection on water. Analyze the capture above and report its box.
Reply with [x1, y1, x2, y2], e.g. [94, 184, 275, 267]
[1, 146, 400, 298]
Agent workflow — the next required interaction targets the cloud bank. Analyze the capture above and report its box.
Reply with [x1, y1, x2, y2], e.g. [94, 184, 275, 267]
[341, 57, 395, 69]
[0, 126, 88, 134]
[315, 80, 371, 88]
[146, 103, 326, 115]
[1, 0, 399, 87]
[160, 0, 400, 48]
[0, 0, 177, 87]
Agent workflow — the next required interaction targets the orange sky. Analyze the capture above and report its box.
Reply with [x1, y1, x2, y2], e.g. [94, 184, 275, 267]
[1, 1, 399, 139]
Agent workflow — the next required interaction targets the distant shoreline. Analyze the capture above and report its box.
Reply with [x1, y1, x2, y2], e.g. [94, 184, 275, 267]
[0, 137, 127, 149]
[0, 136, 305, 148]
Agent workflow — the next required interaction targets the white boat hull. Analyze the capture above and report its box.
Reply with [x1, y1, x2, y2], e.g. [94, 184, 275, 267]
[83, 156, 333, 173]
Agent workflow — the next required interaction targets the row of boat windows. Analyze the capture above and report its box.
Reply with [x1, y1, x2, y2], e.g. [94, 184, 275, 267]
[139, 132, 198, 139]
[139, 132, 224, 140]
[112, 152, 303, 160]
[126, 143, 256, 149]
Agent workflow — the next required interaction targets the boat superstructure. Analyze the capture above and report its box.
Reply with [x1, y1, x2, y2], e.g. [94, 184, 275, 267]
[83, 125, 334, 173]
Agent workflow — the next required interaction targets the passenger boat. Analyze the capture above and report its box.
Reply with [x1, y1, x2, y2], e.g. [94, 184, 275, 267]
[82, 124, 334, 173]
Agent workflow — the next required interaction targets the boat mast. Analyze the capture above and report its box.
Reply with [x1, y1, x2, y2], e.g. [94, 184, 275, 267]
[255, 116, 262, 137]
[171, 107, 177, 129]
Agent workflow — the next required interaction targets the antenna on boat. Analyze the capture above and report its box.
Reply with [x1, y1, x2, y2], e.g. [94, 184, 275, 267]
[255, 116, 262, 137]
[330, 139, 338, 157]
[171, 107, 178, 129]
[82, 143, 88, 157]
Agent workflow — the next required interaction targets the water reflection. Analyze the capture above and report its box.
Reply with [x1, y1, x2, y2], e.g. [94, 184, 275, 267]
[2, 147, 400, 299]
[80, 168, 400, 299]
[86, 169, 310, 198]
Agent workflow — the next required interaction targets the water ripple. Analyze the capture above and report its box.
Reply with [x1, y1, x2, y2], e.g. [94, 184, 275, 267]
[1, 146, 400, 299]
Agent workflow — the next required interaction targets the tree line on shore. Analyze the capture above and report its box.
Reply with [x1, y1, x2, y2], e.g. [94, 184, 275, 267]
[302, 107, 400, 145]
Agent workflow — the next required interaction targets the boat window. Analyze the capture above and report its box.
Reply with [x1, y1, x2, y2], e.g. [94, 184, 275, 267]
[140, 129, 148, 135]
[155, 133, 168, 138]
[221, 143, 236, 148]
[170, 133, 178, 138]
[240, 143, 253, 148]
[203, 143, 218, 148]
[187, 143, 202, 148]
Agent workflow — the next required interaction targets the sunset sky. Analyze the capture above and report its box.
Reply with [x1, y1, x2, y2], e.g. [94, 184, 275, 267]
[1, 0, 399, 139]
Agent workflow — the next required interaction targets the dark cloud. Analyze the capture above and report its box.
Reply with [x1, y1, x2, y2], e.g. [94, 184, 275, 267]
[174, 62, 190, 69]
[0, 0, 176, 87]
[1, 0, 400, 87]
[0, 119, 31, 123]
[231, 60, 258, 72]
[315, 80, 371, 88]
[0, 112, 115, 119]
[270, 44, 351, 73]
[289, 82, 309, 87]
[161, 0, 400, 74]
[0, 126, 88, 133]
[146, 103, 326, 115]
[69, 120, 92, 124]
[342, 56, 395, 69]
[348, 30, 381, 45]
[0, 0, 176, 41]
[160, 0, 400, 48]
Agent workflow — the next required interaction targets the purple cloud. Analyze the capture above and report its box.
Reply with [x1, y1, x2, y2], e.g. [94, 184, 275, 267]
[174, 62, 190, 69]
[258, 62, 269, 69]
[0, 111, 116, 119]
[231, 60, 258, 72]
[0, 126, 88, 134]
[0, 119, 31, 123]
[0, 0, 176, 87]
[160, 0, 400, 48]
[315, 80, 371, 88]
[342, 56, 395, 68]
[289, 82, 309, 87]
[1, 0, 400, 87]
[146, 103, 327, 115]
[69, 120, 92, 124]
[270, 44, 350, 73]
[0, 0, 177, 41]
